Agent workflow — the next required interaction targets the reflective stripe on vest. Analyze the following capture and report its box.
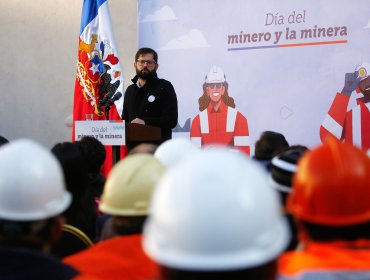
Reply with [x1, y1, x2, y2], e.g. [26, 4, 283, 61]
[226, 107, 237, 132]
[234, 136, 250, 146]
[199, 110, 209, 134]
[352, 105, 362, 148]
[322, 114, 343, 139]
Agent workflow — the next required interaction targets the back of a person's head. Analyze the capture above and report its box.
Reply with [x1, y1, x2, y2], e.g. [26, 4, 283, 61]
[75, 136, 106, 173]
[0, 136, 9, 147]
[51, 142, 89, 197]
[0, 139, 71, 247]
[128, 143, 158, 155]
[269, 145, 309, 205]
[254, 131, 289, 161]
[50, 141, 95, 234]
[288, 138, 370, 242]
[99, 154, 165, 236]
[154, 138, 199, 167]
[143, 148, 290, 280]
[158, 261, 277, 280]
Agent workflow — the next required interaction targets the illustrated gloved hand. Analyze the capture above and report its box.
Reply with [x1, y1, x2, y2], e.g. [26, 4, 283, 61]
[341, 71, 361, 96]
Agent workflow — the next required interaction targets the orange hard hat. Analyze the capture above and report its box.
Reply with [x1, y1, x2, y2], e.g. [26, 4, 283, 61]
[288, 138, 370, 226]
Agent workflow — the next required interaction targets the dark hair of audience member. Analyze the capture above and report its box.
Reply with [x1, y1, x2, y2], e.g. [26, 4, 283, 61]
[159, 259, 277, 280]
[76, 136, 106, 173]
[75, 136, 106, 197]
[254, 131, 289, 161]
[51, 142, 97, 241]
[301, 221, 370, 243]
[0, 218, 59, 249]
[128, 143, 158, 155]
[0, 136, 9, 147]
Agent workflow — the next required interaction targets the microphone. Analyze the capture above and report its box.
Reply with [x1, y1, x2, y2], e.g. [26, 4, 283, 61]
[105, 92, 122, 108]
[98, 91, 115, 108]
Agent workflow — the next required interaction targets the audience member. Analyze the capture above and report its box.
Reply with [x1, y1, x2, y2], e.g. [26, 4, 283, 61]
[269, 145, 308, 251]
[75, 136, 106, 197]
[154, 137, 199, 167]
[64, 154, 165, 279]
[0, 136, 9, 147]
[51, 142, 97, 257]
[0, 139, 77, 279]
[143, 148, 290, 280]
[253, 131, 289, 170]
[279, 138, 370, 279]
[128, 143, 158, 155]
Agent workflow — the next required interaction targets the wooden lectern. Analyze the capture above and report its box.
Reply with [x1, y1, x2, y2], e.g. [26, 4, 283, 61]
[112, 123, 162, 164]
[125, 123, 161, 142]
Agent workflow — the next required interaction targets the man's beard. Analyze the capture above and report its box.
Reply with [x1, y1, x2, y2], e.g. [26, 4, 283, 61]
[136, 68, 156, 80]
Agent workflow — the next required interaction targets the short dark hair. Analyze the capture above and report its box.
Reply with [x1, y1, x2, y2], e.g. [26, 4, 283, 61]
[159, 259, 277, 280]
[112, 215, 147, 236]
[135, 47, 158, 63]
[254, 131, 289, 160]
[0, 218, 57, 249]
[0, 136, 9, 147]
[301, 221, 370, 242]
[75, 136, 106, 173]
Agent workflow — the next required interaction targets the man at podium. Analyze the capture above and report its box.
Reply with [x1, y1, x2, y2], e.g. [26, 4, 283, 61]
[121, 47, 178, 151]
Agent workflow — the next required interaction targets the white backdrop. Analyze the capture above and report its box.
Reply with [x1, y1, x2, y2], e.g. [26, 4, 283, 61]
[138, 0, 370, 152]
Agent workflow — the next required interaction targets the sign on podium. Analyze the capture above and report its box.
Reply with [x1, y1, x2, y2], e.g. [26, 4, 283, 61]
[74, 120, 125, 146]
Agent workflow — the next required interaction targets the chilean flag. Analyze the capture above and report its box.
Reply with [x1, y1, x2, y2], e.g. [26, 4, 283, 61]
[73, 0, 125, 175]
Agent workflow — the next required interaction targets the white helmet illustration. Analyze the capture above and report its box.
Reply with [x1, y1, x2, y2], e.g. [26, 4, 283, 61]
[205, 66, 226, 83]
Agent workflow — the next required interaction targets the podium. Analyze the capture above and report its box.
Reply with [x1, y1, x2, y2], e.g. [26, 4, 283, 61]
[125, 123, 161, 142]
[74, 121, 161, 165]
[112, 123, 161, 164]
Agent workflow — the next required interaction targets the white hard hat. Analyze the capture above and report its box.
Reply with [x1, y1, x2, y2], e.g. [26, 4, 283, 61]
[355, 62, 370, 81]
[0, 139, 71, 221]
[205, 66, 226, 83]
[143, 148, 289, 271]
[99, 154, 165, 216]
[154, 138, 199, 167]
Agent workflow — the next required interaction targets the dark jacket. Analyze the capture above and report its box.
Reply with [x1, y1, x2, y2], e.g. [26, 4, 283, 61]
[122, 73, 178, 150]
[0, 246, 78, 279]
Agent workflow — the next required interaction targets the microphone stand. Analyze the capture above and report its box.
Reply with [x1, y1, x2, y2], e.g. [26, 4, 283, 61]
[104, 103, 121, 165]
[104, 104, 111, 120]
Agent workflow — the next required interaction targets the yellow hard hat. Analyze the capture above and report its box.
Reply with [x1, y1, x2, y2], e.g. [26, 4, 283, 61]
[99, 154, 165, 216]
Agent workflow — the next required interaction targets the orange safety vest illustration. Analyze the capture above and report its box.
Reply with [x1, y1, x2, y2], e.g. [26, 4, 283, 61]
[320, 93, 370, 151]
[190, 101, 250, 155]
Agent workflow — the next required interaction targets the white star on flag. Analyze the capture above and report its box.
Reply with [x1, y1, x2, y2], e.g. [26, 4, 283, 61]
[90, 62, 99, 75]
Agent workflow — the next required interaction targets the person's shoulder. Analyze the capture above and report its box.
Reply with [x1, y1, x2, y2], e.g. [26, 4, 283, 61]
[124, 84, 137, 96]
[154, 77, 172, 86]
[126, 83, 137, 90]
[157, 78, 173, 87]
[155, 78, 176, 95]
